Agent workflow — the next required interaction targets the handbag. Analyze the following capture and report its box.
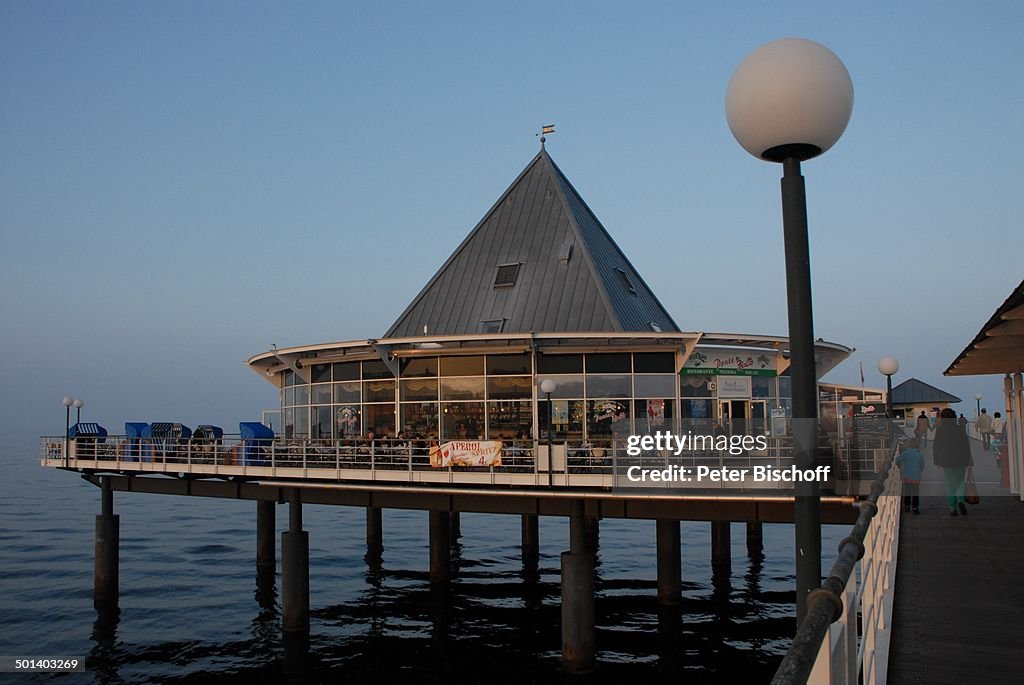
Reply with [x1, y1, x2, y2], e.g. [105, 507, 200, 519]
[964, 467, 980, 505]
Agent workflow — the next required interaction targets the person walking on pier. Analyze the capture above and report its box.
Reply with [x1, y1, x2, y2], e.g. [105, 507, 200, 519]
[932, 408, 972, 516]
[896, 438, 924, 514]
[990, 412, 1006, 454]
[977, 408, 992, 449]
[915, 411, 931, 448]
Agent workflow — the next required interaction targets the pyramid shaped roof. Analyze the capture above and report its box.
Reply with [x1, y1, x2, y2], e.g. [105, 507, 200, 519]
[890, 378, 962, 405]
[385, 149, 680, 337]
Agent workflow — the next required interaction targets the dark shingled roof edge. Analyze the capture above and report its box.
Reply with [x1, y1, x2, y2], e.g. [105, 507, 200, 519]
[891, 377, 962, 405]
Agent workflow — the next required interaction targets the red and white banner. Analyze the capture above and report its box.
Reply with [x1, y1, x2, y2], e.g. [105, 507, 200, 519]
[430, 440, 503, 467]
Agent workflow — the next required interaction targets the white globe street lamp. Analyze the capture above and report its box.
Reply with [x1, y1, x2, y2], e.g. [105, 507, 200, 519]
[878, 356, 899, 415]
[73, 398, 84, 424]
[727, 37, 853, 622]
[726, 38, 853, 163]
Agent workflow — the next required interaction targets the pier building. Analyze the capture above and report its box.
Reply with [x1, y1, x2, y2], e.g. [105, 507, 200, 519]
[43, 147, 873, 673]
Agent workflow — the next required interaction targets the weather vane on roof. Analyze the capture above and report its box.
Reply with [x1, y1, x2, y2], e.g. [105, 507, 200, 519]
[537, 124, 555, 147]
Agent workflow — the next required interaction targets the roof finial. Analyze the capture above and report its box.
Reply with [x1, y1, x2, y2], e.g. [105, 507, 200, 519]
[537, 124, 555, 148]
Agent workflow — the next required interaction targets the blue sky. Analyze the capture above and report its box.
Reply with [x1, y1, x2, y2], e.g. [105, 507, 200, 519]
[2, 1, 1021, 441]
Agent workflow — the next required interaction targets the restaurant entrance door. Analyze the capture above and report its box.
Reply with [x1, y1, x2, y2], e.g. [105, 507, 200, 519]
[720, 400, 768, 436]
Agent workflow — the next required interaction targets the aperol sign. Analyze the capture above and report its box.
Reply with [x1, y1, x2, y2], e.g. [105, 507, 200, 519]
[429, 440, 503, 467]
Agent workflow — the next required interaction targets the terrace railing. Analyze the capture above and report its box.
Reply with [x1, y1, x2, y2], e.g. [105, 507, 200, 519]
[42, 434, 831, 491]
[771, 440, 901, 685]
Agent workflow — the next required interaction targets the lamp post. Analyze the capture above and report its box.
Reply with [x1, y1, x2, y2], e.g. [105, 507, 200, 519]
[878, 356, 899, 416]
[727, 37, 853, 621]
[62, 396, 74, 467]
[975, 393, 982, 419]
[74, 398, 84, 424]
[540, 379, 557, 488]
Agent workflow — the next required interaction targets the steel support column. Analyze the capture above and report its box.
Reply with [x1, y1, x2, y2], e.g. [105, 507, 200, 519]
[712, 521, 731, 570]
[429, 510, 450, 583]
[94, 477, 119, 608]
[366, 506, 383, 557]
[449, 511, 461, 543]
[257, 500, 276, 574]
[522, 514, 539, 566]
[746, 521, 763, 555]
[281, 493, 309, 634]
[656, 519, 681, 606]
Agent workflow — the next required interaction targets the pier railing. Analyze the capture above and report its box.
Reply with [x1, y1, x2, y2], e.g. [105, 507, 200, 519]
[771, 440, 901, 685]
[42, 434, 834, 491]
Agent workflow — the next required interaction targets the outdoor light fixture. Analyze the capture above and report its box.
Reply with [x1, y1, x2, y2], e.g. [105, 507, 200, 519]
[878, 356, 899, 416]
[540, 379, 557, 488]
[73, 398, 84, 424]
[975, 393, 982, 418]
[726, 37, 853, 621]
[62, 396, 74, 467]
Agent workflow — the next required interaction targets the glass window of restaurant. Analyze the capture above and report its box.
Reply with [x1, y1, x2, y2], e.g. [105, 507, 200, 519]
[398, 352, 533, 441]
[281, 349, 694, 442]
[537, 352, 676, 444]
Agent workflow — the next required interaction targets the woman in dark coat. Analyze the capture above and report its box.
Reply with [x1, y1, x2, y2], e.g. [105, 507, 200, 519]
[932, 407, 973, 516]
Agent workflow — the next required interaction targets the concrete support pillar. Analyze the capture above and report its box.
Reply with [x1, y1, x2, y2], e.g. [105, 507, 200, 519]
[656, 519, 681, 606]
[522, 514, 539, 565]
[94, 477, 119, 608]
[429, 510, 451, 583]
[281, 493, 309, 634]
[257, 500, 276, 574]
[449, 511, 461, 543]
[746, 521, 763, 555]
[366, 506, 383, 556]
[711, 521, 731, 570]
[561, 500, 596, 672]
[561, 550, 596, 672]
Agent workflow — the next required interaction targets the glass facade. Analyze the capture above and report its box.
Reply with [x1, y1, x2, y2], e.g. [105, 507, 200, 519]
[279, 349, 792, 440]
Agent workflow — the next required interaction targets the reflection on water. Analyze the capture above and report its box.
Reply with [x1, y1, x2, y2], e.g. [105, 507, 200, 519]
[0, 445, 849, 684]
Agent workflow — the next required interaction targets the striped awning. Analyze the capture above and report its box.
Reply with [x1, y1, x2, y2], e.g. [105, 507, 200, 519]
[69, 422, 107, 438]
[148, 422, 192, 439]
[946, 279, 1024, 376]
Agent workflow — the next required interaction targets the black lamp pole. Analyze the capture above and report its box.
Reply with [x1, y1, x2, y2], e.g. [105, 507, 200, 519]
[781, 156, 821, 622]
[728, 37, 853, 624]
[885, 375, 894, 416]
[546, 391, 554, 488]
[64, 404, 71, 468]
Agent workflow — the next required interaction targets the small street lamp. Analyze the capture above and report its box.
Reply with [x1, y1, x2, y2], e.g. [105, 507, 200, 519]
[726, 37, 853, 621]
[73, 398, 84, 424]
[62, 396, 74, 467]
[540, 379, 557, 488]
[878, 356, 899, 416]
[975, 393, 982, 419]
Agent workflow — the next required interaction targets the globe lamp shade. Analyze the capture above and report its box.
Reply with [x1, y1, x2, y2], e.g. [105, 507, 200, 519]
[726, 37, 854, 162]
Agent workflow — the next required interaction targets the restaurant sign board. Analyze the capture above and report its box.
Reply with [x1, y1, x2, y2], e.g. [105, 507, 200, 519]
[680, 348, 777, 377]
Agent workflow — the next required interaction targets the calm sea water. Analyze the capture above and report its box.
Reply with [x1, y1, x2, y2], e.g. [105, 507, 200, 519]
[1, 440, 846, 684]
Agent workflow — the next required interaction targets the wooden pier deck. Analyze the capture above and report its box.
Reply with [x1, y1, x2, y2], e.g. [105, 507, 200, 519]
[887, 437, 1024, 684]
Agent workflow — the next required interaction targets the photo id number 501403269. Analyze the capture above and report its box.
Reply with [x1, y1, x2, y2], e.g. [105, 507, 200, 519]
[0, 657, 85, 672]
